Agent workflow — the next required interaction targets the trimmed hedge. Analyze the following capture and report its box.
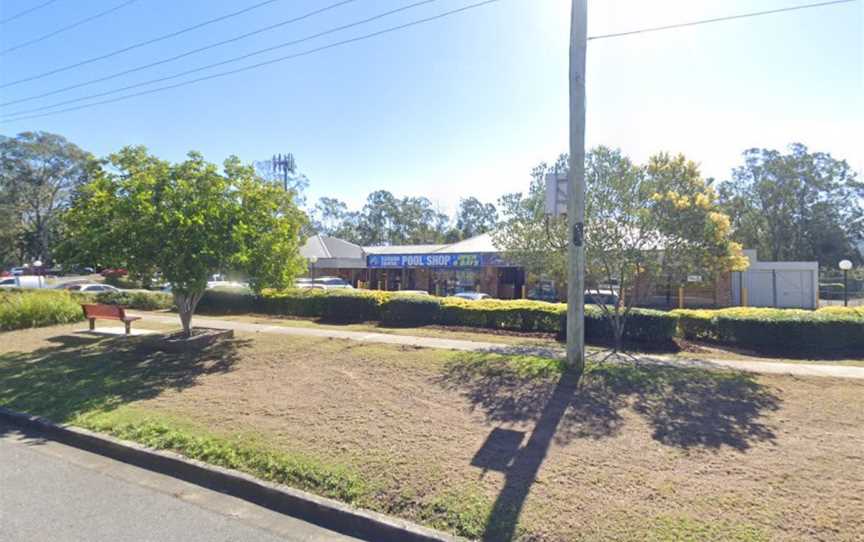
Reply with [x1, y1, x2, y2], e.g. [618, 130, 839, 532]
[674, 307, 864, 352]
[69, 290, 174, 311]
[0, 290, 85, 331]
[95, 290, 174, 311]
[381, 296, 441, 326]
[584, 305, 678, 343]
[199, 289, 679, 344]
[194, 288, 863, 352]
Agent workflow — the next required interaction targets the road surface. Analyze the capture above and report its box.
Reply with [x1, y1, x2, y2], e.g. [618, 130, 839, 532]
[0, 422, 361, 542]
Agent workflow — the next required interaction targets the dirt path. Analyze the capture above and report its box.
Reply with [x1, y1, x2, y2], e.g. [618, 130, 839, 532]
[133, 312, 864, 380]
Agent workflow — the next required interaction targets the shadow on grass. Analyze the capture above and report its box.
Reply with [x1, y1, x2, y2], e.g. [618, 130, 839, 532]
[436, 353, 781, 541]
[0, 332, 248, 438]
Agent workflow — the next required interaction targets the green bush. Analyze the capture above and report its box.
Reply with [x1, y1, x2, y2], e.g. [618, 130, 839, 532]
[674, 307, 864, 352]
[381, 296, 441, 326]
[0, 290, 85, 331]
[557, 305, 679, 344]
[261, 289, 389, 321]
[440, 298, 563, 332]
[93, 290, 174, 311]
[198, 289, 259, 314]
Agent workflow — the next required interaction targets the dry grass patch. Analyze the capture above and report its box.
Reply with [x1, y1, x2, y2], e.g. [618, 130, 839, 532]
[1, 324, 862, 541]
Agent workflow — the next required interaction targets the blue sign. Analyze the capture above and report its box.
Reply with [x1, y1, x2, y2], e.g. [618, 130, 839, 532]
[367, 253, 507, 269]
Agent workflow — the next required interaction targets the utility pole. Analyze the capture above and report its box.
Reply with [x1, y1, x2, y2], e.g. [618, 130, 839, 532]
[567, 0, 587, 376]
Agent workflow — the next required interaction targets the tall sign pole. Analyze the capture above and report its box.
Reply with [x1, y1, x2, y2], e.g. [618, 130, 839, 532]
[567, 0, 587, 375]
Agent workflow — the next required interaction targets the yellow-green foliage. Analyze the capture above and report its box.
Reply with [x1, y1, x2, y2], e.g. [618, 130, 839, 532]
[0, 290, 85, 331]
[674, 306, 864, 351]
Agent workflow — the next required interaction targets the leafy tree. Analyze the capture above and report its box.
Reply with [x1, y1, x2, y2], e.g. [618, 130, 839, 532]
[718, 144, 863, 266]
[456, 197, 498, 239]
[310, 197, 349, 236]
[496, 147, 746, 351]
[0, 131, 96, 265]
[61, 147, 306, 336]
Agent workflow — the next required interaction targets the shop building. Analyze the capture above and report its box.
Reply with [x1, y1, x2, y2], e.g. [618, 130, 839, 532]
[300, 233, 527, 299]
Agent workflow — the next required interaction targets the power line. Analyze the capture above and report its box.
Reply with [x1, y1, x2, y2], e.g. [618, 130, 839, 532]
[2, 0, 441, 117]
[0, 0, 282, 89]
[0, 0, 59, 25]
[1, 0, 501, 124]
[0, 0, 360, 108]
[1, 0, 140, 55]
[588, 0, 857, 41]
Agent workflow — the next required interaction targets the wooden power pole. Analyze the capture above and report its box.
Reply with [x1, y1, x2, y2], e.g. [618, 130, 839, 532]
[567, 0, 587, 375]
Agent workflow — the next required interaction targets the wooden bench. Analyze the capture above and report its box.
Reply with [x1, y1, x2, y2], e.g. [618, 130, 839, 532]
[81, 304, 141, 335]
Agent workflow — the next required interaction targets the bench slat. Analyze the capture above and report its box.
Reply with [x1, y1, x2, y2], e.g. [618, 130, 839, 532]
[82, 304, 126, 320]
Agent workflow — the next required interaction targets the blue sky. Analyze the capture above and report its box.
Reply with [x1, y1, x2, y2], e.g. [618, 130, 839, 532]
[1, 0, 861, 215]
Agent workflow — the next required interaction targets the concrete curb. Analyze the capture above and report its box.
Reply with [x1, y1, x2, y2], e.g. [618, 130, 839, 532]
[0, 407, 460, 542]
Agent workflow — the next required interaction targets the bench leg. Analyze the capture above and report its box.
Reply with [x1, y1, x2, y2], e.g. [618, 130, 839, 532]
[124, 321, 131, 335]
[89, 318, 95, 331]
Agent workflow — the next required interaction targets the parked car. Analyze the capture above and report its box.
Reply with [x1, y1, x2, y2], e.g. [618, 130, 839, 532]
[100, 268, 128, 278]
[453, 292, 490, 301]
[63, 283, 121, 293]
[0, 276, 47, 289]
[312, 277, 354, 289]
[585, 289, 619, 306]
[10, 267, 26, 276]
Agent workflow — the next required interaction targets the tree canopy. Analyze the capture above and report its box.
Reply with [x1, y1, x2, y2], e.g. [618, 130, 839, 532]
[61, 147, 307, 335]
[0, 131, 96, 267]
[718, 144, 863, 267]
[495, 147, 746, 350]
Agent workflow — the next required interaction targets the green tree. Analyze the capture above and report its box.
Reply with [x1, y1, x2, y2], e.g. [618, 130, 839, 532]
[61, 147, 307, 336]
[718, 144, 863, 266]
[496, 147, 746, 351]
[0, 131, 96, 265]
[456, 197, 498, 239]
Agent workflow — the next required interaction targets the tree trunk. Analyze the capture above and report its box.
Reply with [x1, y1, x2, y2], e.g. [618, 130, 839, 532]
[173, 291, 203, 338]
[611, 317, 625, 353]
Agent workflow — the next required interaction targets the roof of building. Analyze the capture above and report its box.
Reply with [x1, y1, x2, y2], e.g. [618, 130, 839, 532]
[300, 235, 365, 260]
[363, 244, 448, 255]
[435, 232, 500, 253]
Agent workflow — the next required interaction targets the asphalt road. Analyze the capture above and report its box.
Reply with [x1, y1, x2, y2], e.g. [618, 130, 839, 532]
[0, 423, 361, 542]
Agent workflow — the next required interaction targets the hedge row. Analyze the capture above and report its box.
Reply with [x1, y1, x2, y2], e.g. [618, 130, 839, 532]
[0, 290, 85, 331]
[674, 307, 864, 352]
[197, 289, 679, 343]
[73, 290, 175, 311]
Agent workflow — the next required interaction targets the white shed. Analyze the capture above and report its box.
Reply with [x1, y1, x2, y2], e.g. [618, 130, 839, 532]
[731, 249, 819, 309]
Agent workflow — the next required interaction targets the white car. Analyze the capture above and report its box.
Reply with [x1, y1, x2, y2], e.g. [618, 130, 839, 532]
[312, 277, 354, 289]
[1, 276, 47, 289]
[64, 283, 121, 293]
[453, 292, 490, 301]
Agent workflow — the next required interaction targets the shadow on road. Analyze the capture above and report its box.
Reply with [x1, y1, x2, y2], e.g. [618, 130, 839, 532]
[436, 353, 781, 541]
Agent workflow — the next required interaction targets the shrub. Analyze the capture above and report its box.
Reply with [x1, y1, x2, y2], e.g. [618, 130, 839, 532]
[0, 290, 84, 331]
[198, 289, 259, 314]
[673, 307, 864, 352]
[381, 296, 441, 326]
[557, 305, 679, 344]
[440, 298, 563, 332]
[261, 289, 389, 321]
[94, 290, 174, 311]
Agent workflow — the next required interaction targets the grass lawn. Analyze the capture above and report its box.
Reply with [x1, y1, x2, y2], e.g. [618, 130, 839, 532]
[1, 323, 862, 541]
